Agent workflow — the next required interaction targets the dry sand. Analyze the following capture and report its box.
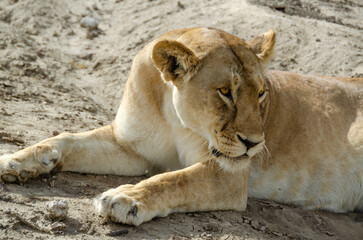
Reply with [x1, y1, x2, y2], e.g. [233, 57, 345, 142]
[0, 0, 362, 239]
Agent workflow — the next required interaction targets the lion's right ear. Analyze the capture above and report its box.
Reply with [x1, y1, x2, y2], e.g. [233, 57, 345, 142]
[247, 30, 276, 64]
[152, 40, 199, 84]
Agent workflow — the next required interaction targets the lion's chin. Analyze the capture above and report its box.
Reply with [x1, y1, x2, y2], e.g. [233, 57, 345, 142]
[210, 147, 255, 172]
[211, 148, 250, 161]
[214, 155, 251, 172]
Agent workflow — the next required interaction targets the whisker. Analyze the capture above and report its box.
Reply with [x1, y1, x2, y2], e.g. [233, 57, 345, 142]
[264, 144, 271, 159]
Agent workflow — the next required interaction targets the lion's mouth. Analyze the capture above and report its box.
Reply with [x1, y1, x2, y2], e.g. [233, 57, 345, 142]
[211, 148, 249, 160]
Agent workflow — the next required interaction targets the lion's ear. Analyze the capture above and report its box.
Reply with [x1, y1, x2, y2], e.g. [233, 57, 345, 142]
[152, 40, 199, 84]
[247, 30, 275, 64]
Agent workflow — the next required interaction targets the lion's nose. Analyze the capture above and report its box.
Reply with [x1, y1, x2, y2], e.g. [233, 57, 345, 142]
[237, 134, 261, 150]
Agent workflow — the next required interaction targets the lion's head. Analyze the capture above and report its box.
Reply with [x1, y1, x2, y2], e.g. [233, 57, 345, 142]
[152, 28, 275, 168]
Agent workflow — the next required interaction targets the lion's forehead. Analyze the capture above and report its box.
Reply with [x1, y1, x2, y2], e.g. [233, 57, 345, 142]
[178, 28, 249, 56]
[195, 50, 264, 90]
[176, 28, 265, 92]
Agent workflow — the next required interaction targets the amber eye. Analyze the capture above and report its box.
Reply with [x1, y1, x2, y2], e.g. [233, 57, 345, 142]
[219, 87, 232, 98]
[258, 90, 265, 98]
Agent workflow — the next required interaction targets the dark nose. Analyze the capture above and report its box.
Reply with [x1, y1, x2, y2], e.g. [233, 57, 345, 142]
[237, 134, 260, 150]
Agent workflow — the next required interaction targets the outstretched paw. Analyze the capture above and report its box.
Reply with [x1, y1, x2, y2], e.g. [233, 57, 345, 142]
[0, 144, 62, 183]
[94, 185, 161, 226]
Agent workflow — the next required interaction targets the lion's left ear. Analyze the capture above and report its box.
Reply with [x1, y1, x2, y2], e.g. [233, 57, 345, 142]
[152, 40, 199, 84]
[247, 30, 275, 64]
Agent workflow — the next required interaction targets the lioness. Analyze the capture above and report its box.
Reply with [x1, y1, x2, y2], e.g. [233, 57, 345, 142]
[0, 28, 362, 226]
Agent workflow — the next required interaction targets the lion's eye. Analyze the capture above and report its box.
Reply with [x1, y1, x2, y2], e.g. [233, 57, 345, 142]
[258, 90, 265, 98]
[219, 87, 232, 99]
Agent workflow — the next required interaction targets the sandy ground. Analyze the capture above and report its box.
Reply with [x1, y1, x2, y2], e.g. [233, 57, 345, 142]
[0, 0, 362, 239]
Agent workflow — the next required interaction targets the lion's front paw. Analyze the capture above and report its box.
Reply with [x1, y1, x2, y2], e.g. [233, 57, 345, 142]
[0, 144, 62, 183]
[94, 185, 161, 226]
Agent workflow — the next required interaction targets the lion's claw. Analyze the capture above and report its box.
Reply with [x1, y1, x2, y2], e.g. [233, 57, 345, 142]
[1, 174, 17, 183]
[94, 185, 159, 226]
[128, 205, 138, 217]
[0, 145, 62, 183]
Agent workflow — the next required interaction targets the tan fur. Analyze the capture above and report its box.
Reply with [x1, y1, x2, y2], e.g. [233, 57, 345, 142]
[0, 28, 362, 226]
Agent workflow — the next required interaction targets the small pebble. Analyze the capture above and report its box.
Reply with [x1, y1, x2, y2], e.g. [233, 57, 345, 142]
[106, 228, 129, 236]
[251, 219, 259, 230]
[50, 221, 66, 233]
[177, 1, 185, 9]
[92, 3, 99, 10]
[273, 232, 284, 237]
[203, 222, 220, 232]
[80, 16, 99, 30]
[279, 61, 287, 68]
[47, 200, 69, 221]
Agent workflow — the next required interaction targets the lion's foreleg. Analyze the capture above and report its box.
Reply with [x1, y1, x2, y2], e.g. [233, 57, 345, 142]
[95, 159, 250, 226]
[0, 125, 149, 182]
